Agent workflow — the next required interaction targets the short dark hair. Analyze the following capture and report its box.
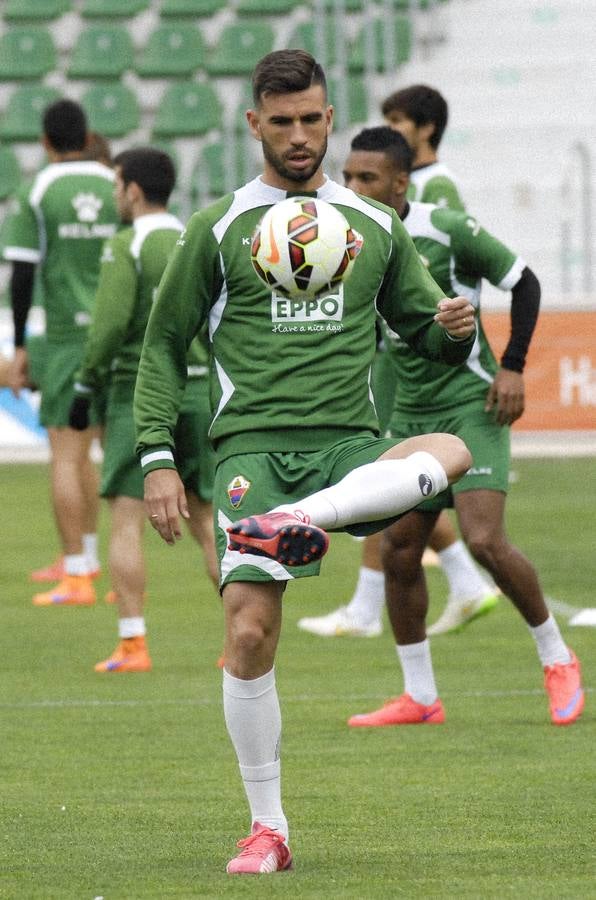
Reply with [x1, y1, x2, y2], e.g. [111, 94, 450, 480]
[351, 127, 414, 174]
[42, 99, 87, 153]
[113, 147, 176, 206]
[252, 49, 327, 105]
[381, 84, 448, 149]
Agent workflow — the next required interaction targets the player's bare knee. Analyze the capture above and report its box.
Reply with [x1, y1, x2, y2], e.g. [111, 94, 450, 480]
[440, 434, 472, 482]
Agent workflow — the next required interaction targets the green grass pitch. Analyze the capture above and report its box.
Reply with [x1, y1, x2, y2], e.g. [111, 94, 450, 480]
[1, 459, 594, 898]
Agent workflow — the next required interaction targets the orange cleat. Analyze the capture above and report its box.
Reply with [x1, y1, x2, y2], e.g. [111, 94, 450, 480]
[94, 636, 152, 673]
[226, 823, 292, 874]
[227, 511, 328, 566]
[348, 692, 445, 727]
[104, 590, 117, 604]
[32, 575, 96, 606]
[30, 557, 100, 582]
[544, 649, 584, 725]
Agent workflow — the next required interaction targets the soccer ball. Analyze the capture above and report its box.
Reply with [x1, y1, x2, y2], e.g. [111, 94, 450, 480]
[251, 196, 363, 298]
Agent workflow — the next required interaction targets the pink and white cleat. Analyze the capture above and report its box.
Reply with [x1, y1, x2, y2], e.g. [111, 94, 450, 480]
[226, 822, 292, 875]
[226, 511, 328, 567]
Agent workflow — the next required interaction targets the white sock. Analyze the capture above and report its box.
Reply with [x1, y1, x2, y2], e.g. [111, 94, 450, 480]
[223, 668, 288, 841]
[439, 539, 493, 600]
[397, 639, 438, 705]
[274, 452, 448, 530]
[346, 566, 385, 625]
[529, 615, 571, 667]
[64, 553, 90, 576]
[118, 617, 146, 639]
[82, 533, 100, 571]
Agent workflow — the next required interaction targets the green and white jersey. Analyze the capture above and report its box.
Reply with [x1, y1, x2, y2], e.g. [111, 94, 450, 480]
[408, 162, 465, 212]
[1, 160, 117, 342]
[135, 177, 474, 473]
[385, 201, 525, 415]
[76, 212, 187, 391]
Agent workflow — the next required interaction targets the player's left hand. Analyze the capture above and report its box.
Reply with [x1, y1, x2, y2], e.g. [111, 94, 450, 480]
[434, 296, 476, 339]
[484, 368, 525, 425]
[144, 467, 190, 545]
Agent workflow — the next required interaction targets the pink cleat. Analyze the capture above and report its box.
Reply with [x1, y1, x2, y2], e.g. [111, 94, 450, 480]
[226, 822, 292, 875]
[348, 692, 445, 727]
[226, 511, 328, 567]
[544, 650, 584, 725]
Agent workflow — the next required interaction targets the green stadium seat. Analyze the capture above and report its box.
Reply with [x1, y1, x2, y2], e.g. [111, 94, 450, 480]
[321, 0, 364, 11]
[328, 76, 368, 126]
[5, 0, 71, 21]
[82, 0, 149, 16]
[68, 25, 134, 79]
[286, 20, 338, 67]
[153, 82, 222, 138]
[81, 84, 140, 138]
[192, 141, 249, 199]
[0, 26, 57, 80]
[206, 23, 274, 76]
[348, 16, 411, 73]
[0, 145, 22, 200]
[136, 23, 205, 78]
[160, 0, 226, 15]
[0, 85, 60, 142]
[237, 0, 296, 14]
[233, 85, 254, 132]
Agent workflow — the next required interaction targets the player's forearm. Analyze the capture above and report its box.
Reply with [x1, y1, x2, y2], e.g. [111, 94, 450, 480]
[10, 261, 35, 347]
[501, 266, 540, 373]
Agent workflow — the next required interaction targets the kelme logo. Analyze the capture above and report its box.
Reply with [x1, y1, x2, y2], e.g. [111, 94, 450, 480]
[72, 192, 103, 223]
[418, 473, 433, 497]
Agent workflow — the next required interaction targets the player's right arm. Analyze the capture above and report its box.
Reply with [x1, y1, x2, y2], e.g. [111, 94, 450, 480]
[421, 175, 465, 212]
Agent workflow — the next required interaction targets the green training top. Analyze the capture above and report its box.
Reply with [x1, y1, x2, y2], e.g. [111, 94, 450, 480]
[407, 161, 465, 212]
[385, 201, 525, 416]
[134, 177, 475, 475]
[1, 160, 118, 342]
[75, 212, 208, 394]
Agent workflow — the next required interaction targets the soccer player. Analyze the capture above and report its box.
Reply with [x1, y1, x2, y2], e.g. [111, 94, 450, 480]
[339, 126, 583, 729]
[2, 99, 118, 604]
[69, 147, 218, 672]
[382, 83, 465, 210]
[133, 50, 477, 874]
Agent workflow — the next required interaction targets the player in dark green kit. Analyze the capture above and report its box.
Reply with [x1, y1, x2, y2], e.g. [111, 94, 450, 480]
[134, 50, 477, 874]
[338, 127, 584, 730]
[69, 148, 218, 673]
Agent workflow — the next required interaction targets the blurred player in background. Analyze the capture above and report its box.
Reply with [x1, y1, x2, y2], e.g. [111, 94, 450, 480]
[69, 147, 218, 673]
[339, 127, 583, 728]
[2, 100, 118, 606]
[133, 49, 477, 874]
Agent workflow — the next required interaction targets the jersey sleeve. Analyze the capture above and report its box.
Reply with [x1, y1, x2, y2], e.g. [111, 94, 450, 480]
[449, 213, 523, 288]
[377, 211, 475, 366]
[1, 185, 42, 264]
[134, 211, 222, 473]
[420, 175, 465, 212]
[75, 234, 138, 394]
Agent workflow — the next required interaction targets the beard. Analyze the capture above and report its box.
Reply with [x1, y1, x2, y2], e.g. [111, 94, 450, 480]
[261, 135, 328, 184]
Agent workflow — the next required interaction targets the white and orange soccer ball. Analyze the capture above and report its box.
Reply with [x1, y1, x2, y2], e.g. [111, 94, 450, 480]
[251, 196, 363, 298]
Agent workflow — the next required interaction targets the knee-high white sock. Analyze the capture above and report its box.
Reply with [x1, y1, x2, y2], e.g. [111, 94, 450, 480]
[274, 452, 448, 530]
[529, 615, 571, 667]
[438, 539, 493, 600]
[397, 639, 438, 705]
[223, 668, 288, 840]
[346, 566, 386, 625]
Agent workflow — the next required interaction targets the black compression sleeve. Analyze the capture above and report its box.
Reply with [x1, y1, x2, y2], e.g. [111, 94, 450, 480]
[10, 261, 36, 348]
[501, 266, 540, 373]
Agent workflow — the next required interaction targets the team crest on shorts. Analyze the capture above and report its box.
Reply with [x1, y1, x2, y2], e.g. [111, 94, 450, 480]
[227, 475, 251, 509]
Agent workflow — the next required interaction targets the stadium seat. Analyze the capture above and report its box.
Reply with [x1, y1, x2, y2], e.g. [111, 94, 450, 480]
[286, 20, 338, 67]
[206, 23, 274, 76]
[5, 0, 71, 20]
[236, 0, 297, 14]
[0, 26, 57, 80]
[0, 145, 22, 200]
[192, 141, 249, 199]
[328, 76, 368, 126]
[153, 82, 222, 138]
[0, 85, 61, 142]
[68, 25, 134, 79]
[348, 16, 412, 72]
[81, 84, 140, 138]
[82, 0, 149, 16]
[321, 0, 364, 11]
[233, 85, 254, 132]
[160, 0, 226, 15]
[136, 23, 205, 78]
